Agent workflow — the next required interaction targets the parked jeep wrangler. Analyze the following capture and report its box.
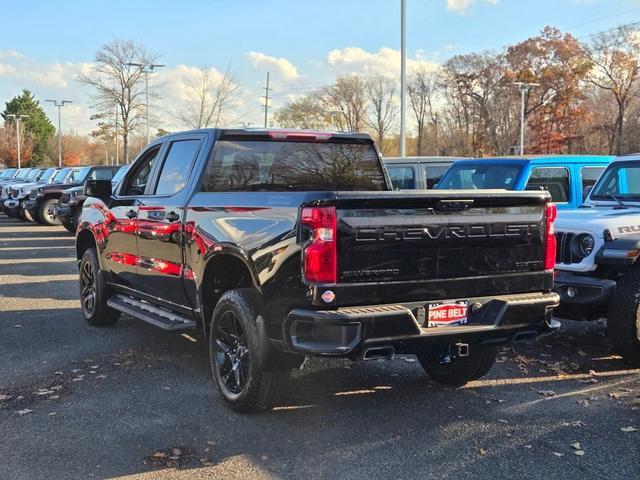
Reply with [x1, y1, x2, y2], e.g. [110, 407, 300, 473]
[76, 128, 559, 412]
[554, 155, 640, 363]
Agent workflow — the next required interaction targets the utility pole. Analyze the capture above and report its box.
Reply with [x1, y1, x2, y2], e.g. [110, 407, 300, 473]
[114, 104, 119, 165]
[262, 71, 270, 128]
[46, 99, 72, 167]
[513, 82, 539, 155]
[400, 0, 407, 157]
[127, 62, 165, 144]
[6, 114, 29, 168]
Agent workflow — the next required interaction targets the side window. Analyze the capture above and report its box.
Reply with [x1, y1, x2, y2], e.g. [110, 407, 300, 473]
[424, 165, 450, 189]
[581, 167, 605, 200]
[388, 166, 415, 190]
[526, 167, 570, 203]
[154, 139, 202, 195]
[121, 146, 161, 196]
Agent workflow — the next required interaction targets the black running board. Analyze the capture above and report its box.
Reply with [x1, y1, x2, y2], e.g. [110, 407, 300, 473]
[107, 294, 197, 331]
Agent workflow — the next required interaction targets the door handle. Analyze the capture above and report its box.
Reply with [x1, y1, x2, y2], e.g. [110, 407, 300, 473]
[166, 211, 180, 222]
[125, 209, 137, 219]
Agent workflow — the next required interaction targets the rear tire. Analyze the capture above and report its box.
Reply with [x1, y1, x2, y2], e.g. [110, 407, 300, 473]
[79, 248, 120, 326]
[38, 198, 61, 226]
[417, 344, 497, 386]
[607, 268, 640, 365]
[209, 288, 288, 413]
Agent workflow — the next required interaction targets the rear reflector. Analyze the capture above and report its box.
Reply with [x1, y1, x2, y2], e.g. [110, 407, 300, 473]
[268, 130, 333, 141]
[301, 206, 337, 283]
[545, 204, 557, 270]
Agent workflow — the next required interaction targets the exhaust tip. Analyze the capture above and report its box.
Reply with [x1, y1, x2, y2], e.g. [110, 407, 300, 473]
[362, 346, 395, 361]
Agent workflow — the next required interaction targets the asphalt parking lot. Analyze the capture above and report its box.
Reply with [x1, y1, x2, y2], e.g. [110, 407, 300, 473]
[0, 214, 639, 480]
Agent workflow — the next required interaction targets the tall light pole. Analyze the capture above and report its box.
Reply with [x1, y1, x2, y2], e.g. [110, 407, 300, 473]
[127, 62, 165, 144]
[513, 82, 539, 155]
[6, 114, 29, 168]
[46, 99, 72, 167]
[400, 0, 407, 157]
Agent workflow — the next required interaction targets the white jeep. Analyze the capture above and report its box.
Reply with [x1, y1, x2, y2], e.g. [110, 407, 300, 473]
[554, 154, 640, 364]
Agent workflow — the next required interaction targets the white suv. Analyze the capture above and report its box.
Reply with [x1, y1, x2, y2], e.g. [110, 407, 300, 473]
[554, 154, 640, 364]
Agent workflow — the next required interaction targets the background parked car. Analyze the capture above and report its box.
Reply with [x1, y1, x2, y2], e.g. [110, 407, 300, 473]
[383, 156, 464, 190]
[56, 165, 128, 232]
[1, 168, 50, 218]
[23, 167, 84, 225]
[436, 155, 613, 209]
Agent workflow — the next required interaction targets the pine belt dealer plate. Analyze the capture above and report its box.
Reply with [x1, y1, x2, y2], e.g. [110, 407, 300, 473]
[426, 300, 469, 327]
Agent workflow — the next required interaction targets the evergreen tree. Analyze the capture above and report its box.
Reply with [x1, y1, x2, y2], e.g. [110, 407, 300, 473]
[2, 89, 56, 163]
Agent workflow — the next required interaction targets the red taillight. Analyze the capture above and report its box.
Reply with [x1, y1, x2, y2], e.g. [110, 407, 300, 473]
[544, 204, 557, 270]
[301, 206, 337, 283]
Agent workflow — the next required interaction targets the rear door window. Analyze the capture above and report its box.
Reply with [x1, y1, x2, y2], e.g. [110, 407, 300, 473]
[387, 166, 416, 190]
[526, 167, 570, 203]
[581, 167, 605, 200]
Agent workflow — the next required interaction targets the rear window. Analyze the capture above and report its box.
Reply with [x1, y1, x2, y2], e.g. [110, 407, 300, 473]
[436, 164, 522, 190]
[203, 140, 386, 192]
[387, 166, 415, 190]
[425, 165, 450, 189]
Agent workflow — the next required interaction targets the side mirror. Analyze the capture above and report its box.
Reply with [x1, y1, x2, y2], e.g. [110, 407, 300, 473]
[84, 179, 112, 200]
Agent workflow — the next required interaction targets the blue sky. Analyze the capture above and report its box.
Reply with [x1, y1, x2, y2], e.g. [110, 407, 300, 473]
[1, 0, 640, 134]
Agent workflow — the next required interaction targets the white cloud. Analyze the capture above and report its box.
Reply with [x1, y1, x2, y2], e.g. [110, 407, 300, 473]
[446, 0, 498, 14]
[0, 50, 24, 59]
[0, 63, 17, 76]
[326, 46, 440, 77]
[246, 51, 299, 80]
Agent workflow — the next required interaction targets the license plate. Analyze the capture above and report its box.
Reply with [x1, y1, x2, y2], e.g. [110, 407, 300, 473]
[427, 300, 469, 327]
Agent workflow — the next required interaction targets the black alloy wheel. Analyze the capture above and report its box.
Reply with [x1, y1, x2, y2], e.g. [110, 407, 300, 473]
[80, 257, 97, 317]
[213, 310, 250, 394]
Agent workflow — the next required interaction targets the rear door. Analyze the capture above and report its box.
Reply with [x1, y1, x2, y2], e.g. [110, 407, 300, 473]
[135, 134, 204, 308]
[102, 145, 163, 289]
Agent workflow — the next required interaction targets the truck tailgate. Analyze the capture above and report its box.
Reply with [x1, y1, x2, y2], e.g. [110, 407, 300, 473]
[334, 190, 549, 285]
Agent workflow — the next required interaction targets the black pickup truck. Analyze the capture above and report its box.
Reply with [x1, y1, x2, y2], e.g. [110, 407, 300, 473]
[76, 128, 559, 412]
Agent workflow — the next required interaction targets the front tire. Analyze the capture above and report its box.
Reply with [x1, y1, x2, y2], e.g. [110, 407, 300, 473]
[38, 198, 61, 226]
[607, 268, 640, 365]
[417, 344, 497, 386]
[209, 289, 287, 413]
[79, 248, 120, 326]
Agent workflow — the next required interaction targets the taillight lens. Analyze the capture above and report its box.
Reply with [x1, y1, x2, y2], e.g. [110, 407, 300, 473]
[301, 206, 337, 283]
[544, 204, 557, 270]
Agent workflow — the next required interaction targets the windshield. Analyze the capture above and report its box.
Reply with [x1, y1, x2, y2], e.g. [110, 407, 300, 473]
[53, 168, 70, 183]
[591, 161, 640, 200]
[75, 166, 92, 183]
[40, 168, 57, 183]
[436, 163, 524, 190]
[15, 168, 30, 179]
[1, 168, 17, 178]
[27, 169, 40, 181]
[204, 140, 387, 191]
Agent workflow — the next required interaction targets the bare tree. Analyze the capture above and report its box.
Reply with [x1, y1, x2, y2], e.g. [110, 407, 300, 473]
[364, 74, 398, 153]
[177, 66, 240, 129]
[586, 25, 640, 154]
[320, 75, 367, 131]
[78, 39, 158, 163]
[408, 69, 441, 155]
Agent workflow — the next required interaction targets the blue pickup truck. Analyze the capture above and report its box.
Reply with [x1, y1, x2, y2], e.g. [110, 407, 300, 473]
[436, 155, 614, 209]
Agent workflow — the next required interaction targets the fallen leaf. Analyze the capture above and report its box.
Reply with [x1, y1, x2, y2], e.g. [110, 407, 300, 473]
[403, 357, 416, 363]
[260, 455, 268, 461]
[479, 448, 488, 456]
[574, 450, 585, 456]
[577, 350, 587, 357]
[538, 390, 557, 397]
[553, 452, 564, 457]
[621, 426, 638, 433]
[152, 452, 167, 459]
[171, 448, 182, 456]
[16, 409, 34, 415]
[571, 442, 581, 450]
[0, 394, 12, 401]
